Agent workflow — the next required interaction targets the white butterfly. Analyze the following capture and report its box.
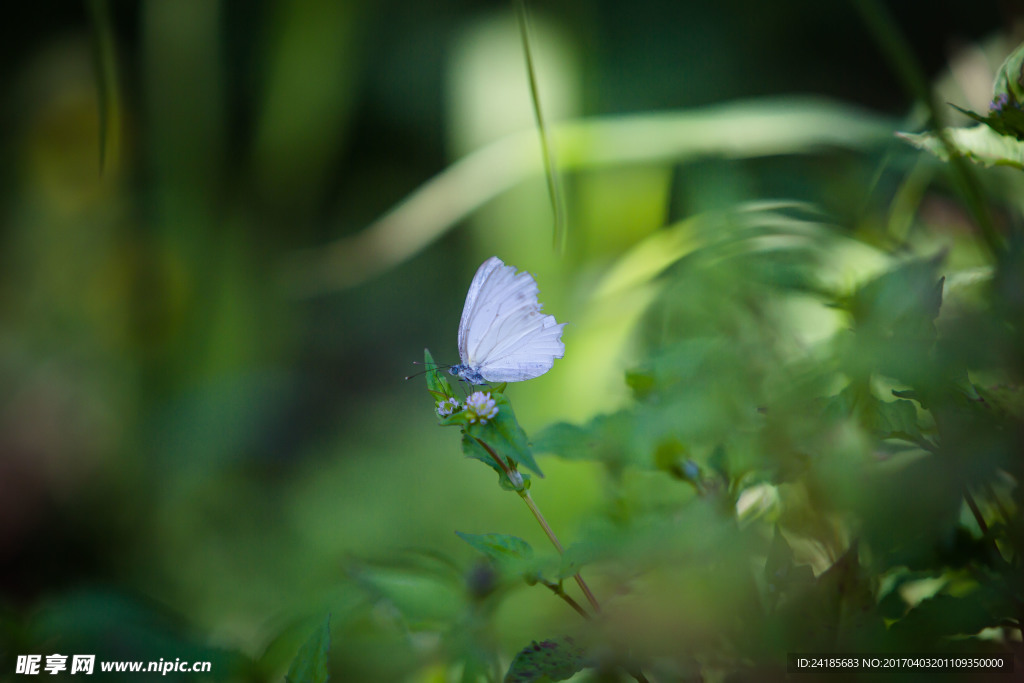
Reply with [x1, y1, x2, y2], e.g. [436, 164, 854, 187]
[449, 256, 565, 385]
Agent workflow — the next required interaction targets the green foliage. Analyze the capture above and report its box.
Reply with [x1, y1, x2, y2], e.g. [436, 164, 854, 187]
[317, 58, 1024, 682]
[899, 39, 1024, 168]
[899, 126, 1024, 169]
[950, 42, 1024, 141]
[465, 393, 544, 478]
[503, 637, 592, 683]
[456, 532, 541, 583]
[425, 348, 542, 480]
[424, 348, 457, 403]
[19, 590, 251, 678]
[286, 617, 331, 683]
[534, 412, 641, 468]
[419, 193, 1021, 678]
[10, 5, 1024, 681]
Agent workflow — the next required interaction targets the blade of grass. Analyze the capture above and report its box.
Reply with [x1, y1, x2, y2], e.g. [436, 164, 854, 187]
[515, 0, 568, 255]
[282, 98, 897, 295]
[86, 0, 122, 174]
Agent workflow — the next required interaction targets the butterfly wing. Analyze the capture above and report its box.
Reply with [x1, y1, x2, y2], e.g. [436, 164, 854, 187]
[458, 257, 565, 382]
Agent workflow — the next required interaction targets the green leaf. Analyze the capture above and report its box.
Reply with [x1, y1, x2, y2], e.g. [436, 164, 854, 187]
[532, 422, 590, 460]
[824, 385, 925, 444]
[534, 411, 640, 466]
[950, 103, 1024, 141]
[898, 126, 1024, 169]
[456, 531, 532, 560]
[464, 393, 543, 477]
[889, 580, 1012, 643]
[456, 532, 540, 580]
[874, 397, 923, 442]
[285, 616, 330, 683]
[349, 562, 464, 629]
[624, 367, 656, 399]
[976, 384, 1024, 420]
[27, 589, 247, 674]
[504, 636, 592, 683]
[992, 40, 1024, 109]
[423, 348, 455, 401]
[461, 434, 534, 490]
[557, 542, 602, 580]
[900, 41, 1024, 162]
[849, 256, 943, 337]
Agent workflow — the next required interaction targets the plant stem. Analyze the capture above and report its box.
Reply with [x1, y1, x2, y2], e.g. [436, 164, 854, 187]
[963, 487, 989, 536]
[539, 579, 590, 620]
[473, 437, 650, 683]
[519, 490, 602, 614]
[472, 435, 602, 614]
[629, 669, 651, 683]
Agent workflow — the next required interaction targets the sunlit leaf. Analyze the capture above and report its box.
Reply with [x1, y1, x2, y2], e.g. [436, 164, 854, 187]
[898, 126, 1024, 169]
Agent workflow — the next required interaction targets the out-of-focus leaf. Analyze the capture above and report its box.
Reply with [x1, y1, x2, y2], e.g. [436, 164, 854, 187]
[534, 411, 641, 466]
[455, 532, 539, 581]
[899, 126, 1024, 169]
[28, 590, 248, 674]
[349, 564, 463, 630]
[624, 367, 656, 399]
[976, 384, 1024, 420]
[504, 636, 592, 683]
[874, 398, 924, 442]
[889, 581, 1011, 644]
[774, 542, 882, 650]
[291, 99, 897, 293]
[856, 458, 965, 571]
[823, 384, 926, 445]
[286, 616, 330, 683]
[557, 542, 605, 580]
[848, 255, 943, 339]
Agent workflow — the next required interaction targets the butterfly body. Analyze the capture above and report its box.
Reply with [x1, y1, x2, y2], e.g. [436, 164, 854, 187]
[451, 256, 565, 385]
[449, 364, 488, 385]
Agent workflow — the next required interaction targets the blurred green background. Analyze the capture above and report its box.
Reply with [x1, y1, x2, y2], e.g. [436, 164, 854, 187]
[1, 1, 1021, 681]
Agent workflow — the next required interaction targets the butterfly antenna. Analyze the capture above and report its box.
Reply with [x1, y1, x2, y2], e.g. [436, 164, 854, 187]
[404, 361, 452, 381]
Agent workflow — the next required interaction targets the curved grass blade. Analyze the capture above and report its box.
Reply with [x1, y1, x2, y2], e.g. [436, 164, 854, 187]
[516, 0, 568, 255]
[86, 0, 122, 174]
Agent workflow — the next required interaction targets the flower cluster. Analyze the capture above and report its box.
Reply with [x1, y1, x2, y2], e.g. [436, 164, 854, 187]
[991, 92, 1011, 113]
[464, 391, 499, 424]
[436, 397, 462, 417]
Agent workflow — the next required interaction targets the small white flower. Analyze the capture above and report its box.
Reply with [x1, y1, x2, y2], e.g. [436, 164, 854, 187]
[464, 391, 499, 424]
[436, 397, 462, 417]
